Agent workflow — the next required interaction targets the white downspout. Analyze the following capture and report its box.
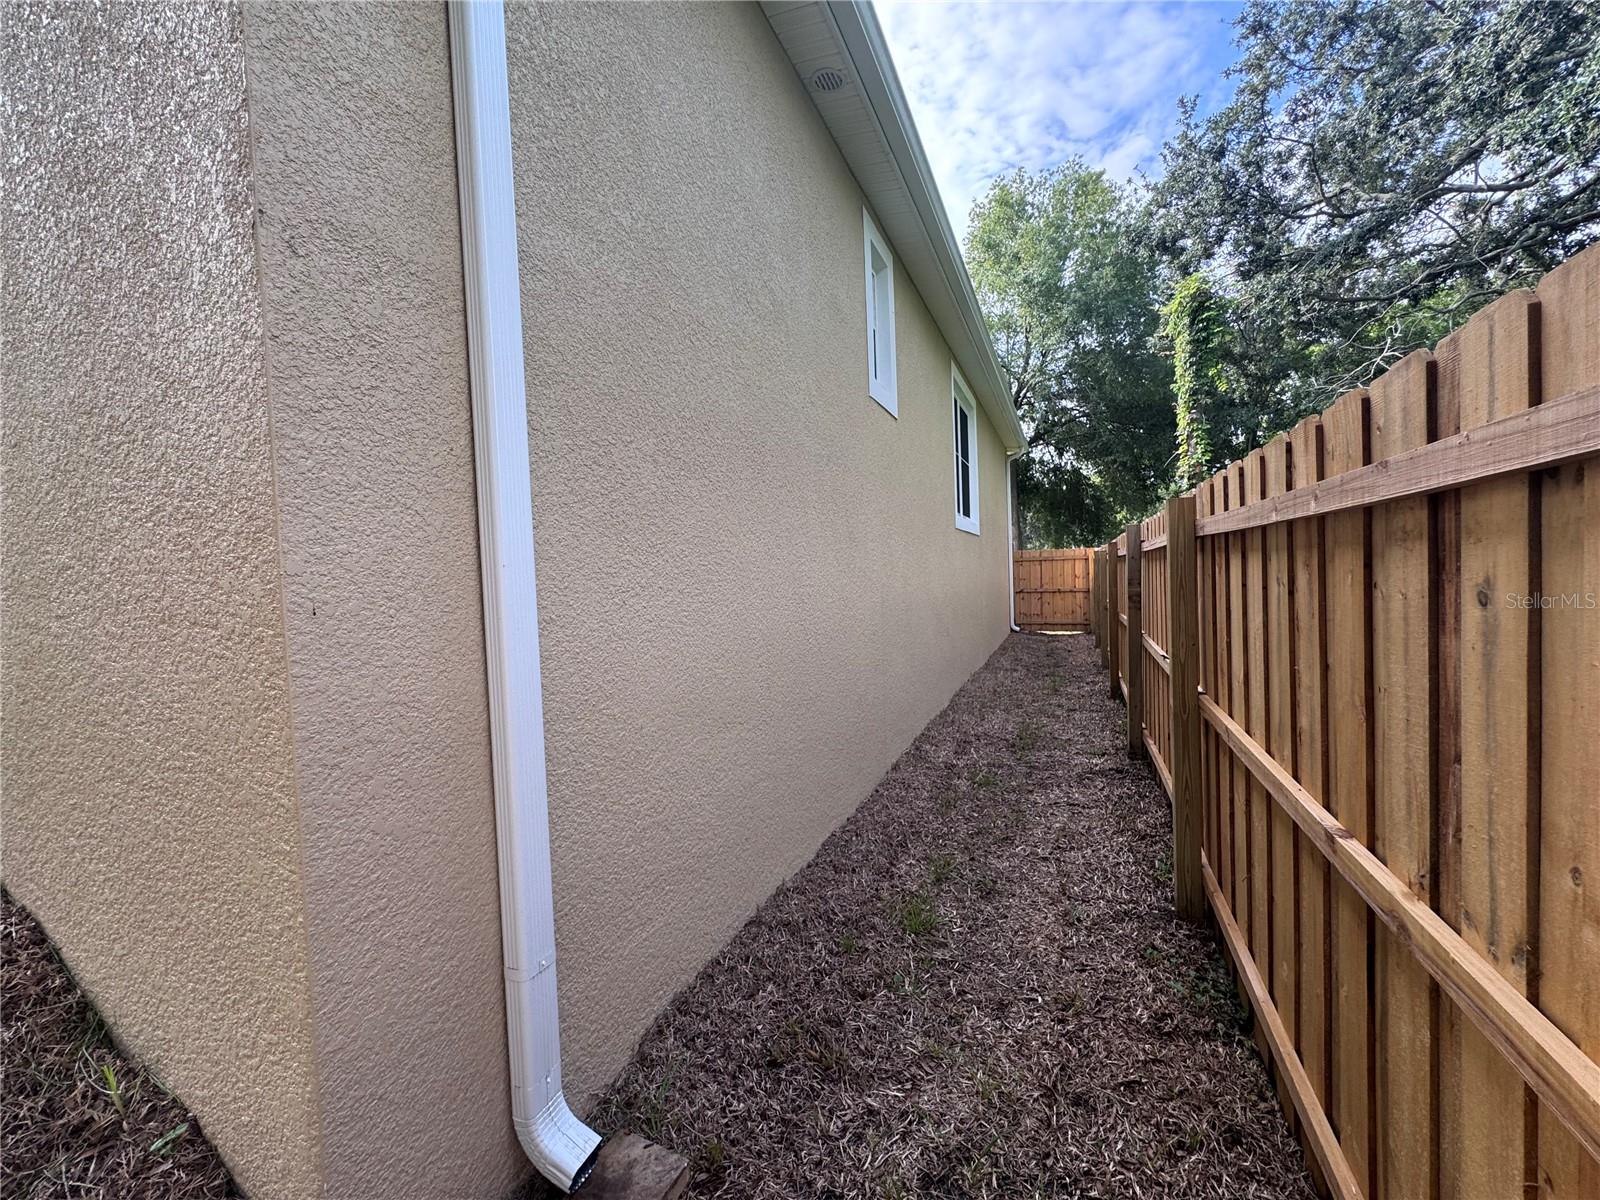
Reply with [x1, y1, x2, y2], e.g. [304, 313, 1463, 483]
[1006, 449, 1024, 631]
[448, 3, 603, 1192]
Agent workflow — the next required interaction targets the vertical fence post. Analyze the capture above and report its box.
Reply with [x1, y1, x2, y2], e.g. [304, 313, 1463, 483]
[1125, 523, 1144, 759]
[1097, 548, 1109, 668]
[1091, 550, 1101, 649]
[1097, 548, 1108, 655]
[1167, 495, 1203, 921]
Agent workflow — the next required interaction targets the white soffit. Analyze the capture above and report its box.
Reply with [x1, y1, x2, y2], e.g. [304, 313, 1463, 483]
[761, 1, 1027, 453]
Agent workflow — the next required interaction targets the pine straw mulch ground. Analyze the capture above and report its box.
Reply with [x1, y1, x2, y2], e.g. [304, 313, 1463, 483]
[584, 632, 1317, 1200]
[1, 890, 237, 1200]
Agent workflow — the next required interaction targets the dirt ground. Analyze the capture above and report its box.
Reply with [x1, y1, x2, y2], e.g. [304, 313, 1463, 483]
[3, 632, 1313, 1200]
[586, 632, 1317, 1199]
[1, 891, 237, 1200]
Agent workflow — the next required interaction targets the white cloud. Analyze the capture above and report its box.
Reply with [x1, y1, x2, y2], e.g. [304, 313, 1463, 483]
[876, 0, 1242, 236]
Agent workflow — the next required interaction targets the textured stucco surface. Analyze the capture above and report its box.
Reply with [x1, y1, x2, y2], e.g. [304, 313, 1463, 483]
[0, 4, 324, 1197]
[238, 4, 517, 1198]
[506, 0, 1012, 1113]
[4, 4, 1013, 1197]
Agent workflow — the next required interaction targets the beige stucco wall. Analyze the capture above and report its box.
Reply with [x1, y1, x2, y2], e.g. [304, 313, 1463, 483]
[236, 3, 522, 1197]
[3, 3, 1012, 1197]
[0, 4, 324, 1197]
[506, 0, 1012, 1110]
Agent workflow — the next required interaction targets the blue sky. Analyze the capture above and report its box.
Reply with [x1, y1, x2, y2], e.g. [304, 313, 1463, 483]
[876, 1, 1245, 238]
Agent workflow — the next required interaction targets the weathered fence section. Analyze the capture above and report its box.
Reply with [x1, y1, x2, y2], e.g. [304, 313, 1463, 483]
[1088, 246, 1600, 1200]
[1013, 548, 1091, 631]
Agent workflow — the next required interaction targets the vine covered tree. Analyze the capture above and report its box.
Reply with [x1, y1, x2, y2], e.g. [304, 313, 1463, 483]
[1158, 274, 1231, 489]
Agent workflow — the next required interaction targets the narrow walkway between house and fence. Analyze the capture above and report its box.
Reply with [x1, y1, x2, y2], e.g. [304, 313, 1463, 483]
[577, 633, 1315, 1200]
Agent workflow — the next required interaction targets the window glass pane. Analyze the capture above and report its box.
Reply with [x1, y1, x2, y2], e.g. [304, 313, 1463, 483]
[958, 406, 970, 463]
[960, 461, 971, 516]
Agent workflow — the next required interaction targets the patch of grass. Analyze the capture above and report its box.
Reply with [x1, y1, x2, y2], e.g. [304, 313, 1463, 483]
[1154, 849, 1173, 885]
[700, 1138, 727, 1176]
[896, 892, 939, 937]
[928, 852, 956, 884]
[1172, 959, 1250, 1029]
[971, 768, 999, 790]
[974, 1072, 1000, 1105]
[635, 1059, 679, 1139]
[3, 891, 234, 1197]
[809, 1036, 851, 1078]
[765, 1022, 804, 1068]
[938, 789, 959, 815]
[1053, 988, 1085, 1018]
[766, 1020, 852, 1079]
[1012, 719, 1041, 755]
[891, 966, 925, 996]
[838, 932, 861, 955]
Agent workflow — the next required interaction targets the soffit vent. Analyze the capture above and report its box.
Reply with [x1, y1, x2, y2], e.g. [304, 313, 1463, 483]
[809, 66, 847, 93]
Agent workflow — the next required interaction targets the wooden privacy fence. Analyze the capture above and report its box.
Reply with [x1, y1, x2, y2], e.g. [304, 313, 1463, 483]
[1087, 245, 1599, 1200]
[1013, 548, 1091, 631]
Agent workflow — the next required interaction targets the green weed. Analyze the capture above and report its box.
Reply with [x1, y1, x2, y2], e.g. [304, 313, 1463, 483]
[99, 1062, 125, 1116]
[150, 1124, 188, 1157]
[896, 893, 939, 937]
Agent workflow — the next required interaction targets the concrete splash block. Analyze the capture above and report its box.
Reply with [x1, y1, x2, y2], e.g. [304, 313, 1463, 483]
[579, 1134, 688, 1200]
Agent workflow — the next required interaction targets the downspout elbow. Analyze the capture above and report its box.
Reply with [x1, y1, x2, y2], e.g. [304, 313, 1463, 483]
[506, 965, 602, 1191]
[516, 1094, 602, 1193]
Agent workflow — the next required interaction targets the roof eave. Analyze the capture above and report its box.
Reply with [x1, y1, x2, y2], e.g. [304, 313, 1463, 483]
[762, 1, 1028, 453]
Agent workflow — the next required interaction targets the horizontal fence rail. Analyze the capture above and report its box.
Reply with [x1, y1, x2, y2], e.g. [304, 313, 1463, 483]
[1087, 246, 1600, 1200]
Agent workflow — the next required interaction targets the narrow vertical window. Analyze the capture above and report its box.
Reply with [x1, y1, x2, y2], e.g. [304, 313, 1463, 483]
[863, 210, 897, 415]
[953, 364, 979, 534]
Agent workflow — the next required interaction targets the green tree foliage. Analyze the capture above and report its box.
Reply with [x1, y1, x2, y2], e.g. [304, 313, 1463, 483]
[1153, 0, 1600, 414]
[967, 163, 1174, 546]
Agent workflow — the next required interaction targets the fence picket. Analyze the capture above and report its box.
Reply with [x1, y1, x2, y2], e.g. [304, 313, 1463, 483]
[1126, 523, 1144, 760]
[1370, 350, 1438, 1200]
[1266, 435, 1298, 1105]
[1535, 247, 1600, 1200]
[1321, 387, 1376, 1195]
[1169, 494, 1203, 922]
[1289, 413, 1332, 1134]
[1228, 463, 1251, 943]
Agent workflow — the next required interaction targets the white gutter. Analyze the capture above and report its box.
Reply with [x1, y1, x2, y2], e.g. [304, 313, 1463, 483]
[448, 3, 602, 1192]
[1006, 449, 1025, 631]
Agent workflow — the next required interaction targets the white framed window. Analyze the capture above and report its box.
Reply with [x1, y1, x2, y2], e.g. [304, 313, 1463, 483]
[952, 363, 979, 534]
[863, 209, 897, 415]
